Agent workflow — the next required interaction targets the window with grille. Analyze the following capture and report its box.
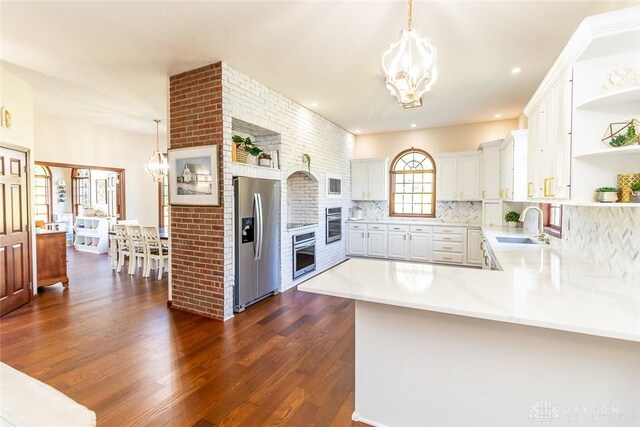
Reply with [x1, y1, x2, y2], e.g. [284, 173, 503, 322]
[541, 203, 562, 238]
[33, 165, 52, 223]
[389, 148, 436, 217]
[159, 174, 169, 229]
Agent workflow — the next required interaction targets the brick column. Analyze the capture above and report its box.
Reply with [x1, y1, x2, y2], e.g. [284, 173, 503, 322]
[169, 63, 225, 319]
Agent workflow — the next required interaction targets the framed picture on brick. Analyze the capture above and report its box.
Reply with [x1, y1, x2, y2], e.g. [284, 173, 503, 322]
[168, 145, 219, 206]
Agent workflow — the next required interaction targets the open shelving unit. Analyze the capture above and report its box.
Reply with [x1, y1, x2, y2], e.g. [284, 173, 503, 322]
[73, 216, 109, 253]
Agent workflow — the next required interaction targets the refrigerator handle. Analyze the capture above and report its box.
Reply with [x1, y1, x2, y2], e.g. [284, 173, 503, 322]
[257, 193, 264, 260]
[253, 193, 260, 260]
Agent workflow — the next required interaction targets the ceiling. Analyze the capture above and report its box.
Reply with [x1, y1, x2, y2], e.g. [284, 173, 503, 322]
[1, 0, 638, 136]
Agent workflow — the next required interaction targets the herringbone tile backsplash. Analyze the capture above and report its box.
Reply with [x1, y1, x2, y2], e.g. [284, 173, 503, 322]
[524, 204, 640, 279]
[353, 201, 482, 224]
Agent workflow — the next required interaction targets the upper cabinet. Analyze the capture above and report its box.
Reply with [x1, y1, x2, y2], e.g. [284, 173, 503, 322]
[351, 158, 389, 201]
[524, 6, 640, 205]
[526, 69, 572, 200]
[480, 140, 502, 200]
[500, 130, 528, 201]
[436, 151, 482, 201]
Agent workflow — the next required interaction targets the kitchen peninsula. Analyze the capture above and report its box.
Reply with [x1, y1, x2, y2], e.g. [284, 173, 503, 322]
[298, 226, 640, 426]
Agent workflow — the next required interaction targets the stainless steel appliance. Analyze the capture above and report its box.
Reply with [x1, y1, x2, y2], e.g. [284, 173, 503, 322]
[325, 207, 342, 244]
[293, 231, 316, 279]
[233, 177, 281, 312]
[348, 206, 363, 221]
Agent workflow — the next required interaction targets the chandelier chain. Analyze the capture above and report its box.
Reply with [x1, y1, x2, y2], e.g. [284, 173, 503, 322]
[408, 0, 412, 30]
[154, 119, 161, 151]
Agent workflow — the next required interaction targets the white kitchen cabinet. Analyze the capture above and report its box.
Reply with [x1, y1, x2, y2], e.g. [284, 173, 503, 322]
[387, 231, 409, 259]
[347, 229, 366, 256]
[466, 229, 483, 265]
[482, 201, 503, 226]
[480, 140, 501, 200]
[409, 232, 431, 262]
[500, 130, 528, 201]
[367, 230, 387, 258]
[351, 158, 389, 201]
[436, 152, 482, 201]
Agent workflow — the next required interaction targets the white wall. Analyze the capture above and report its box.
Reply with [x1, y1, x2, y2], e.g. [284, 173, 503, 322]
[355, 118, 519, 159]
[0, 66, 37, 292]
[50, 166, 72, 216]
[222, 63, 356, 319]
[34, 114, 161, 226]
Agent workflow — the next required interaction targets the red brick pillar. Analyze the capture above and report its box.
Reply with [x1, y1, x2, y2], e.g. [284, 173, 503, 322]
[168, 63, 225, 319]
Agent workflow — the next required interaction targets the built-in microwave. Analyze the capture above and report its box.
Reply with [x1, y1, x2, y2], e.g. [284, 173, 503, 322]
[327, 175, 342, 198]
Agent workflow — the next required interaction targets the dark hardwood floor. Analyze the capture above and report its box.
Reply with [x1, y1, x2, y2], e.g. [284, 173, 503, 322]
[0, 249, 356, 426]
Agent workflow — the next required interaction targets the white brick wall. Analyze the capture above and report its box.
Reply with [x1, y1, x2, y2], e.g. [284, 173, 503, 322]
[287, 172, 318, 224]
[221, 63, 355, 319]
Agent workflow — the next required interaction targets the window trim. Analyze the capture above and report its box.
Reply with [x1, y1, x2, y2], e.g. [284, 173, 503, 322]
[33, 165, 52, 223]
[158, 173, 169, 229]
[540, 203, 562, 238]
[389, 148, 437, 218]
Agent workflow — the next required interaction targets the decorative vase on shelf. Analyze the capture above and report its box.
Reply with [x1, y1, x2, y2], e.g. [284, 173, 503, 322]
[508, 221, 518, 228]
[246, 154, 259, 166]
[617, 173, 640, 202]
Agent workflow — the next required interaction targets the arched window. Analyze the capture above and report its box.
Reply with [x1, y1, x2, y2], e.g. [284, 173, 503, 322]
[33, 165, 52, 223]
[389, 148, 436, 217]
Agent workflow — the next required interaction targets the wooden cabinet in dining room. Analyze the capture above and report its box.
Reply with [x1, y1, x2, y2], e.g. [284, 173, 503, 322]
[36, 231, 69, 288]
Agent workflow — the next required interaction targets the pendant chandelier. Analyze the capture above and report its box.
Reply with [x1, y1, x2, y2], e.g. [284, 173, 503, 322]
[381, 0, 438, 109]
[145, 119, 168, 182]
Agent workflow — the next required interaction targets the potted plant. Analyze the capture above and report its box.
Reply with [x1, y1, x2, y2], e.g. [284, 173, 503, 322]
[232, 135, 263, 165]
[631, 182, 640, 203]
[504, 211, 520, 228]
[258, 152, 272, 167]
[595, 187, 618, 202]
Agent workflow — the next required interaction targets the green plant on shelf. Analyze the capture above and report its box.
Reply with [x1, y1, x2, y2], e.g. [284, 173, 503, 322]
[504, 211, 520, 222]
[595, 187, 618, 192]
[631, 183, 640, 192]
[232, 135, 263, 157]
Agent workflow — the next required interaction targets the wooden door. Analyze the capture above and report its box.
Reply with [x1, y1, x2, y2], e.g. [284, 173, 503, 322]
[0, 146, 31, 316]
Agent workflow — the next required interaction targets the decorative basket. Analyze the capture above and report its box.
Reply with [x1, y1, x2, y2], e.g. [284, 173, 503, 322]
[617, 173, 640, 203]
[233, 143, 248, 163]
[601, 119, 639, 148]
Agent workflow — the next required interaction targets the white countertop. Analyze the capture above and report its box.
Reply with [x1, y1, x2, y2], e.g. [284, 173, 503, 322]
[347, 219, 480, 228]
[298, 225, 640, 342]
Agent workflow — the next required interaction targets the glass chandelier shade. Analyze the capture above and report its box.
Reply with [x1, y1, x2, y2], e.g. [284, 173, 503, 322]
[146, 119, 168, 182]
[381, 0, 438, 109]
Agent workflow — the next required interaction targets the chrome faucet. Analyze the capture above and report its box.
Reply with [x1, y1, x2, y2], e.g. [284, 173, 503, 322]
[519, 206, 545, 241]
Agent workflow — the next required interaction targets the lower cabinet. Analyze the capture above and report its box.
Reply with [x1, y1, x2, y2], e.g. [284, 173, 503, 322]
[466, 229, 483, 265]
[347, 222, 480, 267]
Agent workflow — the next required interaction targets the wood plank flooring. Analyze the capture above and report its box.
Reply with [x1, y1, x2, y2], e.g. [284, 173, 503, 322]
[0, 249, 356, 426]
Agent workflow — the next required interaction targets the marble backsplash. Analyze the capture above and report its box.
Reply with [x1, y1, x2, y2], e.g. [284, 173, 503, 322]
[353, 201, 481, 224]
[522, 203, 640, 279]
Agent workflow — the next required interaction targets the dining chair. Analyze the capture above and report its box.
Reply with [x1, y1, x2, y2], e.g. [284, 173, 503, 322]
[141, 226, 169, 279]
[126, 225, 146, 275]
[113, 224, 131, 273]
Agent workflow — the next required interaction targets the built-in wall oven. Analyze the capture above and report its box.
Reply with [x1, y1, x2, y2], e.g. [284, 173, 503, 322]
[325, 207, 342, 244]
[293, 231, 316, 279]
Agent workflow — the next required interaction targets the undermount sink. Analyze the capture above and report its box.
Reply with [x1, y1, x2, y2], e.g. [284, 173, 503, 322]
[496, 236, 539, 244]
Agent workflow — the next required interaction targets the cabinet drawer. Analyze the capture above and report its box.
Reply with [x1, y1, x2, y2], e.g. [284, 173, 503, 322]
[367, 224, 388, 231]
[433, 233, 463, 243]
[432, 251, 463, 264]
[432, 226, 464, 235]
[348, 223, 367, 230]
[409, 225, 431, 233]
[432, 242, 463, 253]
[387, 224, 409, 232]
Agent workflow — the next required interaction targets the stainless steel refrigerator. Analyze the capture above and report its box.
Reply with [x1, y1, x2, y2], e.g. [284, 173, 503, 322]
[233, 177, 281, 312]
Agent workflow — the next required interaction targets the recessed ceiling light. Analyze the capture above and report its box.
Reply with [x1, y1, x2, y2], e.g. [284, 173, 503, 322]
[310, 102, 318, 107]
[354, 129, 362, 134]
[494, 113, 502, 119]
[410, 124, 417, 128]
[510, 67, 522, 74]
